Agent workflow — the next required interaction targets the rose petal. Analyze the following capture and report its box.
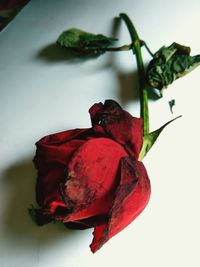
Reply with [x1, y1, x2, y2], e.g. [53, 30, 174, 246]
[88, 102, 104, 125]
[36, 128, 88, 146]
[34, 139, 85, 170]
[34, 126, 110, 169]
[64, 137, 128, 221]
[36, 167, 66, 207]
[90, 156, 151, 253]
[89, 100, 143, 158]
[34, 138, 86, 209]
[33, 127, 114, 224]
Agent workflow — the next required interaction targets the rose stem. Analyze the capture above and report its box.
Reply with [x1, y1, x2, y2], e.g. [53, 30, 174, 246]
[105, 43, 132, 51]
[119, 13, 149, 135]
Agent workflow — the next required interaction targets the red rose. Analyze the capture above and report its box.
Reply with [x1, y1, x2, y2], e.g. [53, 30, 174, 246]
[33, 100, 151, 252]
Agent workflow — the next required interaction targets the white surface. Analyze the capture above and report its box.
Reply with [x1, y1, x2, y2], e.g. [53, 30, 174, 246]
[0, 0, 200, 266]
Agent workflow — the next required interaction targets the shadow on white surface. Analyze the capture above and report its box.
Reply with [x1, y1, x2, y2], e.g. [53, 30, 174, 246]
[2, 159, 84, 249]
[37, 43, 102, 63]
[37, 40, 142, 106]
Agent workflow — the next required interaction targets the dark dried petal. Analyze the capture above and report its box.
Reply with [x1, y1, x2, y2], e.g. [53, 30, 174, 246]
[89, 100, 143, 158]
[34, 129, 89, 212]
[34, 139, 86, 208]
[90, 156, 151, 253]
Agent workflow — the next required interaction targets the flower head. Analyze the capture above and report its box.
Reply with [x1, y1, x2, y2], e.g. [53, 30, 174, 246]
[32, 100, 151, 252]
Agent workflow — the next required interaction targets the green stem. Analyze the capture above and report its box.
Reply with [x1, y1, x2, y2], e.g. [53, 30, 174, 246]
[140, 40, 154, 57]
[120, 13, 149, 135]
[105, 40, 153, 56]
[105, 43, 132, 52]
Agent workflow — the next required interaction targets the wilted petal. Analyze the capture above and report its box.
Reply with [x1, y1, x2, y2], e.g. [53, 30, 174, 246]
[90, 156, 151, 253]
[36, 167, 66, 207]
[34, 138, 86, 210]
[34, 139, 85, 170]
[34, 130, 89, 217]
[36, 128, 89, 145]
[89, 100, 143, 158]
[89, 102, 104, 125]
[64, 137, 127, 221]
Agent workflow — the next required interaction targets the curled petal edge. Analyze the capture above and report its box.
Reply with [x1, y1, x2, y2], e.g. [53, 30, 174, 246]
[90, 156, 151, 253]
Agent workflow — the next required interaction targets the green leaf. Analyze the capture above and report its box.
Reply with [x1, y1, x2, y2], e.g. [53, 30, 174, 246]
[146, 42, 200, 90]
[56, 28, 117, 56]
[139, 116, 181, 160]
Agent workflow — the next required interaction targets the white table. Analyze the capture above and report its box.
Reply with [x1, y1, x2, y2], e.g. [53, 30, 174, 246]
[0, 0, 200, 266]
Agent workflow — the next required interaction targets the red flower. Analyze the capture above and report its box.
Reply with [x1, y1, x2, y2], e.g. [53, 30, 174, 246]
[33, 100, 151, 252]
